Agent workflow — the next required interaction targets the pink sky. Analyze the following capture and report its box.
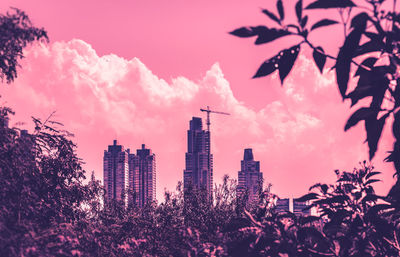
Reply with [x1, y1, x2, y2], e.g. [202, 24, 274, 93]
[0, 1, 396, 201]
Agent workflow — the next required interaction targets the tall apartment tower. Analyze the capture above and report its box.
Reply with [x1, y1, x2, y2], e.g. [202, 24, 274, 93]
[128, 150, 139, 206]
[183, 117, 213, 197]
[135, 144, 156, 207]
[103, 140, 129, 205]
[237, 148, 263, 203]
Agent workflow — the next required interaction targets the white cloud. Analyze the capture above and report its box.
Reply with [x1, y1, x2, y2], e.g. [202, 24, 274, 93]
[1, 39, 394, 200]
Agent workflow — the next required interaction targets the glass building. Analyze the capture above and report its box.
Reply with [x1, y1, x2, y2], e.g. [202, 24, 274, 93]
[237, 148, 263, 204]
[103, 140, 129, 206]
[183, 117, 213, 198]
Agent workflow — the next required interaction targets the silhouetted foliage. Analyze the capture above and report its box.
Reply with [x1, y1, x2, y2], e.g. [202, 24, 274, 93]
[2, 104, 400, 255]
[230, 0, 400, 198]
[0, 8, 48, 83]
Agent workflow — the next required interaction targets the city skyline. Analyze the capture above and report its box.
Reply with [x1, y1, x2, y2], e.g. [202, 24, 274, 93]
[0, 0, 395, 202]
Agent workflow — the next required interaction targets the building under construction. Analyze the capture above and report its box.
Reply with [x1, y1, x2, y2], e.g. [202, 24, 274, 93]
[183, 107, 229, 199]
[183, 117, 213, 197]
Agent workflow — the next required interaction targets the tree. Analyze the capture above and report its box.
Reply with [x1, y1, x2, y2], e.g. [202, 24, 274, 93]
[0, 7, 48, 83]
[0, 107, 97, 256]
[230, 0, 400, 203]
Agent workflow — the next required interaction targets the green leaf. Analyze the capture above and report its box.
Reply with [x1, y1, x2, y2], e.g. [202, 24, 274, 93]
[344, 107, 375, 131]
[278, 45, 300, 84]
[277, 0, 284, 20]
[312, 47, 326, 73]
[295, 0, 302, 22]
[310, 19, 339, 31]
[261, 9, 281, 24]
[306, 0, 356, 9]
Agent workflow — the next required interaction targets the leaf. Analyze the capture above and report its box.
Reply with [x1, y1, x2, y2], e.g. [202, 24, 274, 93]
[306, 0, 356, 9]
[361, 193, 380, 203]
[348, 66, 388, 107]
[300, 15, 308, 28]
[350, 12, 369, 29]
[354, 57, 377, 77]
[253, 45, 299, 81]
[253, 26, 291, 45]
[295, 0, 302, 22]
[393, 110, 400, 141]
[296, 192, 319, 202]
[365, 112, 389, 159]
[261, 9, 281, 24]
[336, 22, 365, 99]
[277, 0, 284, 20]
[313, 47, 326, 73]
[365, 179, 381, 185]
[278, 45, 300, 84]
[229, 27, 255, 38]
[253, 58, 278, 78]
[365, 171, 381, 180]
[344, 107, 375, 131]
[310, 19, 339, 31]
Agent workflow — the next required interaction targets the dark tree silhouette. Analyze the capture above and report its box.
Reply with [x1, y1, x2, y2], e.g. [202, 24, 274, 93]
[230, 0, 400, 203]
[0, 8, 48, 83]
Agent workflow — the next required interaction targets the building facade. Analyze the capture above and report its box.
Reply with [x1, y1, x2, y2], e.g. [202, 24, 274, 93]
[103, 140, 129, 205]
[275, 198, 311, 216]
[183, 117, 213, 198]
[104, 141, 156, 207]
[237, 148, 263, 204]
[135, 144, 156, 207]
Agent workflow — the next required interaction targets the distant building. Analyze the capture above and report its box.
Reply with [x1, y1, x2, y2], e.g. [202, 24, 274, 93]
[128, 150, 139, 206]
[275, 198, 290, 213]
[237, 148, 263, 204]
[183, 117, 213, 198]
[103, 140, 129, 205]
[293, 199, 311, 216]
[103, 141, 156, 208]
[275, 198, 311, 216]
[135, 144, 156, 207]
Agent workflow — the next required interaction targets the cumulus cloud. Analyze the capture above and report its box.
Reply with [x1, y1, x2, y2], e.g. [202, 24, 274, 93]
[0, 39, 395, 200]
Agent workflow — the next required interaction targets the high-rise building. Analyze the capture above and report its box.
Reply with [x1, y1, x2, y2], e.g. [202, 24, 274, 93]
[103, 141, 156, 208]
[135, 144, 156, 207]
[183, 117, 213, 197]
[103, 140, 129, 205]
[237, 148, 263, 203]
[128, 149, 139, 206]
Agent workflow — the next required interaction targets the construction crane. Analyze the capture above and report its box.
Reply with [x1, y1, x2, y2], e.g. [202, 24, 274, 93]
[200, 106, 230, 197]
[200, 106, 230, 133]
